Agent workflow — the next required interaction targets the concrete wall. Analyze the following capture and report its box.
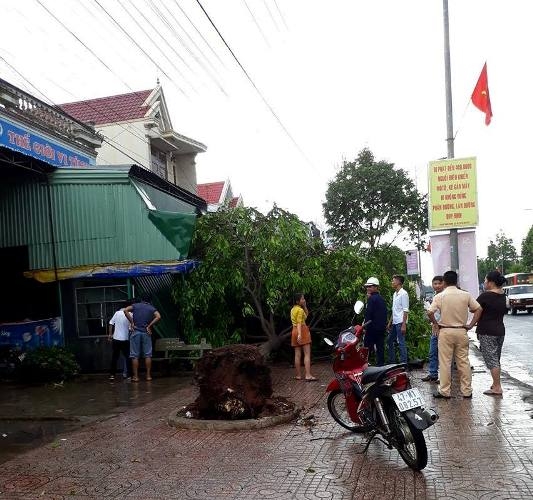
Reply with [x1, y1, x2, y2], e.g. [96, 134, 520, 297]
[96, 122, 150, 167]
[173, 153, 198, 193]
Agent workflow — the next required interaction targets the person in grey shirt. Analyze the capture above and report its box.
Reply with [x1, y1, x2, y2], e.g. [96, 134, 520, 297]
[124, 294, 161, 382]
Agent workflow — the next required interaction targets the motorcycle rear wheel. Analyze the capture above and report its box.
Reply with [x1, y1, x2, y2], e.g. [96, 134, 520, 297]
[386, 404, 428, 471]
[327, 390, 372, 433]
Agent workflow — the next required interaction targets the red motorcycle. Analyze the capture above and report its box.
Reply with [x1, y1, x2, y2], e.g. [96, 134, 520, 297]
[324, 301, 438, 471]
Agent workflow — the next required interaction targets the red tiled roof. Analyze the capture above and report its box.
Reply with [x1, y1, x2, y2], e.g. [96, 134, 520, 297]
[197, 181, 225, 205]
[229, 197, 240, 208]
[59, 89, 153, 126]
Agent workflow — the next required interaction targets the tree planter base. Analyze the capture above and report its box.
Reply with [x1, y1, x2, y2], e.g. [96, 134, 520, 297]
[167, 398, 299, 431]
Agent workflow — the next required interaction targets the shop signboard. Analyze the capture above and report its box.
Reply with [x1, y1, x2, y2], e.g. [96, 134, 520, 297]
[0, 115, 94, 168]
[0, 317, 63, 351]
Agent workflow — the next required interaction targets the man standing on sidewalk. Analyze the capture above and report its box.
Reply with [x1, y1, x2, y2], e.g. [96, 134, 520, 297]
[363, 277, 387, 366]
[428, 270, 481, 399]
[421, 276, 444, 382]
[108, 302, 133, 381]
[124, 294, 161, 382]
[387, 275, 409, 365]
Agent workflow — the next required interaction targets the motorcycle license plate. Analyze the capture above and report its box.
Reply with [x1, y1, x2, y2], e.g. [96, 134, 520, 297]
[392, 388, 424, 412]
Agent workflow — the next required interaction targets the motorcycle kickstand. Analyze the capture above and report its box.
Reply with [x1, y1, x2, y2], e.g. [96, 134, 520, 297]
[358, 431, 392, 454]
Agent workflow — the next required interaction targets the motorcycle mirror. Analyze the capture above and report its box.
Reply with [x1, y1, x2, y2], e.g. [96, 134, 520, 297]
[323, 337, 334, 346]
[353, 300, 364, 314]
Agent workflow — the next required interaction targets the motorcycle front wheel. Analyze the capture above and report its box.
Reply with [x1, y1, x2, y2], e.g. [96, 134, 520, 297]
[386, 403, 428, 471]
[327, 390, 372, 433]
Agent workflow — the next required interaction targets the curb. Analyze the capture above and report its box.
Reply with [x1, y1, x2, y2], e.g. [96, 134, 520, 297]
[167, 408, 298, 431]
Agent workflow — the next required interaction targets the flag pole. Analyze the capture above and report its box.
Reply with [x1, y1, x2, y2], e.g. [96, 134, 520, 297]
[442, 0, 459, 272]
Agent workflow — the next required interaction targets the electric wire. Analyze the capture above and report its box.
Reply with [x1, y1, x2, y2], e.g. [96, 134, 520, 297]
[273, 0, 289, 30]
[3, 3, 207, 195]
[194, 0, 317, 171]
[170, 0, 228, 70]
[150, 0, 227, 89]
[2, 1, 202, 194]
[143, 0, 228, 96]
[0, 56, 201, 194]
[33, 0, 135, 93]
[262, 0, 280, 32]
[76, 0, 172, 94]
[92, 0, 190, 97]
[243, 0, 271, 47]
[119, 0, 198, 79]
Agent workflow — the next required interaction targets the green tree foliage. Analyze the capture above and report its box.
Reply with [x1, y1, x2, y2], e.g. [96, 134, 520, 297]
[174, 206, 323, 354]
[477, 257, 495, 283]
[174, 207, 429, 360]
[486, 231, 519, 275]
[323, 148, 428, 249]
[364, 245, 407, 277]
[521, 226, 533, 271]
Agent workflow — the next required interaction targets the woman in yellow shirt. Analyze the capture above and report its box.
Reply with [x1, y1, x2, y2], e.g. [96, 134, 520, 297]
[291, 293, 317, 381]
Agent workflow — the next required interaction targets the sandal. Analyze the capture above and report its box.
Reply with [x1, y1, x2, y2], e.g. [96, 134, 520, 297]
[305, 377, 318, 382]
[483, 389, 503, 396]
[294, 376, 302, 380]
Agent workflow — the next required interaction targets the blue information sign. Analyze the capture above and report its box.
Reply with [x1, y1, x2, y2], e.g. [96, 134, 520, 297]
[0, 116, 95, 167]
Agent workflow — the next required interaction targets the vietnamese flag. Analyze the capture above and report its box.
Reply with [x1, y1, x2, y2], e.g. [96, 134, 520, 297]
[471, 63, 492, 125]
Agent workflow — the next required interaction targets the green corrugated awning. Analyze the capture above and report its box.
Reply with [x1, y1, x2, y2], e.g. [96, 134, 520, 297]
[148, 210, 196, 258]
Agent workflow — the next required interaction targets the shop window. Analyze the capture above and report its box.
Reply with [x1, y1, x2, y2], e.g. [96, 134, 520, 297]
[75, 285, 129, 337]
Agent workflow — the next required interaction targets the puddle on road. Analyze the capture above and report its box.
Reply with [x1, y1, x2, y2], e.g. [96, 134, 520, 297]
[0, 374, 193, 464]
[0, 418, 80, 464]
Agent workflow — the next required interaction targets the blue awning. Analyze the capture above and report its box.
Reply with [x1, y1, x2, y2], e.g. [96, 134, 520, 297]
[24, 259, 200, 283]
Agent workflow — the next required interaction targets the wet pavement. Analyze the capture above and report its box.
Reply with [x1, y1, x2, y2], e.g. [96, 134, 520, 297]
[0, 346, 532, 499]
[0, 374, 193, 465]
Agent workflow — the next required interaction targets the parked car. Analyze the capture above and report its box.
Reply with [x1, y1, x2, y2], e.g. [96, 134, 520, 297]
[503, 285, 533, 315]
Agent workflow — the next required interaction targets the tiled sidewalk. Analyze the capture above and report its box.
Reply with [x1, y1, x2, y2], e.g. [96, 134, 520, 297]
[1, 348, 532, 499]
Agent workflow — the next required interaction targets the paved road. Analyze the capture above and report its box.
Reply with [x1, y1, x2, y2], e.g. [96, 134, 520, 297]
[500, 313, 533, 386]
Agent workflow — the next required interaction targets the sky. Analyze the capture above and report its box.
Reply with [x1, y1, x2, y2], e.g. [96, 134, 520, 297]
[2, 0, 532, 283]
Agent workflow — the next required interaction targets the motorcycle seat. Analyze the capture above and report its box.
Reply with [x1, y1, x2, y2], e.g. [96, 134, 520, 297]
[361, 364, 406, 384]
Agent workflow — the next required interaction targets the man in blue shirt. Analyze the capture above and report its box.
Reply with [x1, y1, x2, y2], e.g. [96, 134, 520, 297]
[124, 294, 161, 382]
[363, 277, 387, 366]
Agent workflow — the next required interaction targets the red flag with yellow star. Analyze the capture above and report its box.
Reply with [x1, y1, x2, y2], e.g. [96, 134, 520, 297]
[471, 63, 492, 125]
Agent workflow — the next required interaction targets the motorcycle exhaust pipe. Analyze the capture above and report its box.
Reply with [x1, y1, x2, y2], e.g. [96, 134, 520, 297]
[404, 407, 439, 430]
[425, 408, 439, 422]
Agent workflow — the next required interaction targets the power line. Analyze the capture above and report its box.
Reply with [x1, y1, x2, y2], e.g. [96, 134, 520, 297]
[92, 0, 190, 98]
[272, 0, 289, 30]
[144, 0, 228, 96]
[119, 0, 198, 79]
[33, 0, 135, 93]
[242, 0, 271, 48]
[11, 2, 161, 154]
[262, 0, 280, 32]
[194, 0, 316, 171]
[150, 2, 220, 82]
[169, 0, 228, 70]
[0, 56, 201, 194]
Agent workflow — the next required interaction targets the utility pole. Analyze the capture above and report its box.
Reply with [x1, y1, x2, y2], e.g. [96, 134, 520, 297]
[442, 0, 459, 273]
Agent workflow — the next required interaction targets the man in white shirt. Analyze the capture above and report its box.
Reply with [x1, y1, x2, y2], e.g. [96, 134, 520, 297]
[108, 304, 133, 381]
[387, 275, 409, 364]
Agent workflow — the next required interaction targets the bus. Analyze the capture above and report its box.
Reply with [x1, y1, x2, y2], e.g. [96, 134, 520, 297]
[504, 273, 533, 285]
